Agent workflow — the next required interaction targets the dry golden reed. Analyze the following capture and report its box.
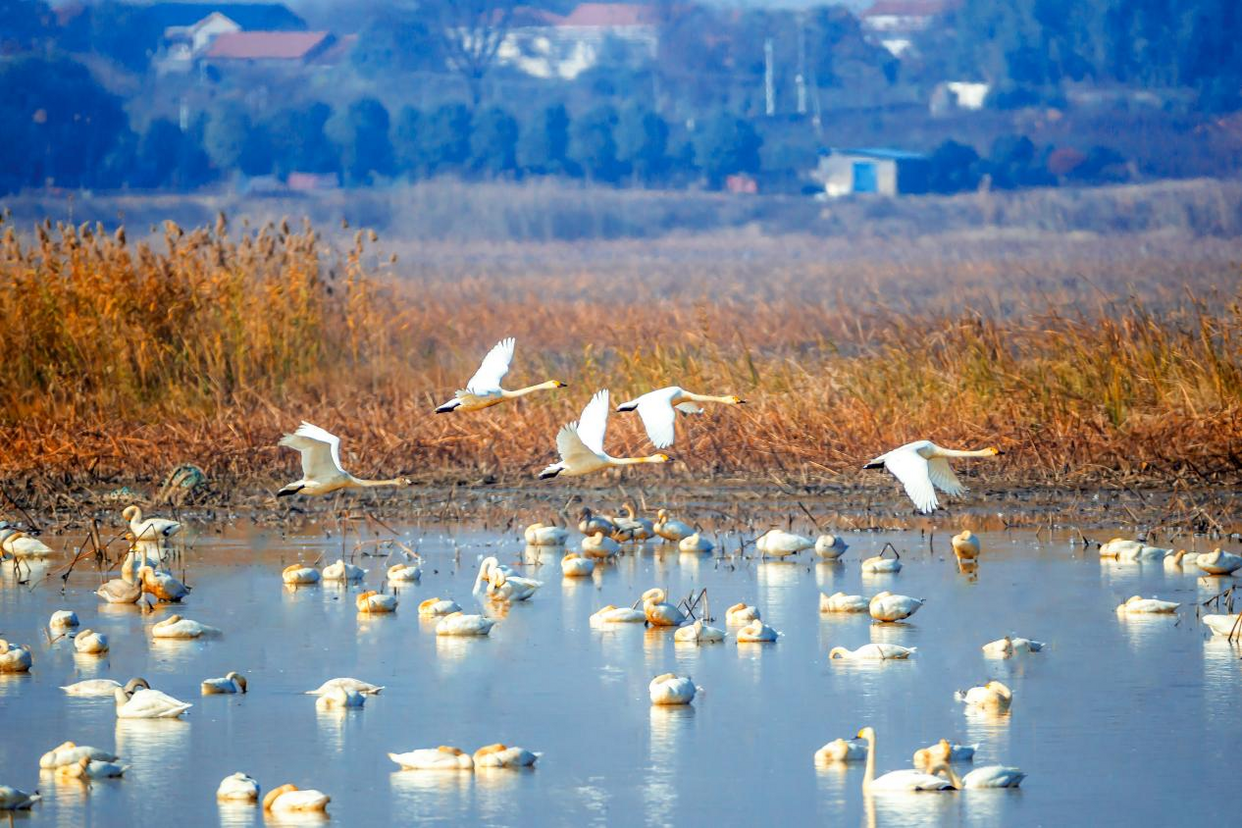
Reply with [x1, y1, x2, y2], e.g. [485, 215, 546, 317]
[1, 214, 1240, 492]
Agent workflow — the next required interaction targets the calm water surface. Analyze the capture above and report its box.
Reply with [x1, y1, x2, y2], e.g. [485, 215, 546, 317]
[0, 527, 1237, 827]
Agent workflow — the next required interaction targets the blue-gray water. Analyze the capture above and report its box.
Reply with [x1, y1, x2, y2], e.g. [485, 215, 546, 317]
[0, 527, 1237, 827]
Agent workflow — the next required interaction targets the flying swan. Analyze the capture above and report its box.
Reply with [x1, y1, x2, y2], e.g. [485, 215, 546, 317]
[277, 422, 412, 497]
[435, 338, 566, 413]
[616, 386, 745, 448]
[863, 440, 1001, 513]
[539, 390, 671, 479]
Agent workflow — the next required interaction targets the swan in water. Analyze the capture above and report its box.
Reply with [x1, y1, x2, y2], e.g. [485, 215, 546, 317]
[62, 677, 148, 698]
[263, 784, 331, 813]
[616, 386, 745, 448]
[679, 533, 714, 554]
[282, 564, 321, 585]
[0, 527, 52, 558]
[217, 772, 260, 801]
[151, 615, 219, 639]
[951, 530, 980, 561]
[39, 741, 119, 768]
[756, 529, 814, 558]
[1198, 548, 1242, 576]
[674, 620, 726, 643]
[305, 678, 384, 696]
[861, 550, 902, 573]
[138, 565, 189, 602]
[484, 569, 542, 603]
[524, 522, 569, 546]
[388, 746, 474, 769]
[590, 605, 646, 625]
[655, 509, 694, 542]
[418, 598, 461, 617]
[814, 738, 868, 764]
[736, 619, 779, 643]
[864, 441, 1001, 513]
[1203, 614, 1241, 638]
[931, 761, 1026, 789]
[202, 671, 248, 694]
[869, 592, 924, 622]
[435, 612, 496, 636]
[820, 592, 870, 613]
[642, 588, 686, 626]
[982, 635, 1045, 657]
[1116, 595, 1180, 614]
[1163, 550, 1200, 569]
[0, 640, 32, 673]
[955, 680, 1012, 712]
[388, 561, 422, 582]
[0, 786, 40, 810]
[49, 610, 79, 631]
[581, 529, 622, 559]
[829, 643, 917, 660]
[316, 684, 365, 709]
[539, 390, 672, 478]
[815, 534, 848, 559]
[122, 505, 181, 543]
[1099, 538, 1145, 560]
[114, 685, 192, 718]
[73, 629, 109, 655]
[322, 559, 366, 582]
[55, 756, 129, 779]
[97, 577, 142, 604]
[649, 673, 696, 705]
[561, 552, 596, 577]
[913, 739, 978, 767]
[473, 744, 540, 768]
[855, 727, 955, 791]
[276, 421, 412, 497]
[612, 504, 655, 541]
[356, 590, 398, 613]
[578, 507, 616, 536]
[435, 337, 566, 413]
[725, 603, 761, 624]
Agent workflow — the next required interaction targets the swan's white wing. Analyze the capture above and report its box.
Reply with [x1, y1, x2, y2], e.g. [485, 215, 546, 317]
[556, 424, 602, 468]
[883, 448, 938, 513]
[635, 388, 680, 448]
[280, 422, 345, 478]
[927, 456, 966, 496]
[575, 390, 610, 455]
[675, 402, 704, 415]
[466, 337, 515, 393]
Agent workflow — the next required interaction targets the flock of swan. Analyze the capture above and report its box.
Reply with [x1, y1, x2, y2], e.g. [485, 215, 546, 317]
[2, 336, 1241, 816]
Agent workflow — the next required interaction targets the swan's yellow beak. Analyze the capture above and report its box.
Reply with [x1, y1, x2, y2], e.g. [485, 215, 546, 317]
[733, 396, 746, 404]
[553, 380, 568, 388]
[988, 446, 1002, 455]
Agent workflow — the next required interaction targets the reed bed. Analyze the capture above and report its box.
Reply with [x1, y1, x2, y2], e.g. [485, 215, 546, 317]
[1, 214, 1241, 499]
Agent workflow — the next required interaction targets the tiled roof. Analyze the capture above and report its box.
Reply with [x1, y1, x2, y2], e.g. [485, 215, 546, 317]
[205, 30, 330, 59]
[557, 3, 657, 27]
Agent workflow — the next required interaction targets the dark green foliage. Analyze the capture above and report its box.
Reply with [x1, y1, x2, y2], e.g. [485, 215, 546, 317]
[569, 105, 621, 182]
[615, 104, 668, 184]
[420, 103, 472, 173]
[693, 113, 762, 189]
[329, 97, 394, 185]
[517, 104, 573, 176]
[470, 107, 519, 176]
[928, 140, 982, 194]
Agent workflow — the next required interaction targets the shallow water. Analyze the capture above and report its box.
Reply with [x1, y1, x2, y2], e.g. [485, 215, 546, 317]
[1, 527, 1238, 827]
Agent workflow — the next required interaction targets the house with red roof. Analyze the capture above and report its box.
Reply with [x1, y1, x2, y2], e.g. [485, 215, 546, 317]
[861, 0, 960, 56]
[498, 2, 659, 80]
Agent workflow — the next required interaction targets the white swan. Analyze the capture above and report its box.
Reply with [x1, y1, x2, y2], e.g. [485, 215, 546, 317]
[435, 611, 496, 636]
[1203, 614, 1241, 638]
[952, 530, 980, 560]
[0, 528, 52, 558]
[524, 522, 569, 546]
[674, 620, 726, 643]
[217, 772, 260, 801]
[736, 619, 779, 643]
[356, 590, 398, 613]
[50, 610, 79, 631]
[1116, 595, 1180, 614]
[649, 673, 696, 705]
[589, 605, 646, 625]
[581, 530, 622, 559]
[1163, 550, 1199, 569]
[388, 562, 422, 582]
[933, 761, 1026, 789]
[615, 386, 745, 448]
[315, 684, 365, 709]
[55, 756, 129, 779]
[473, 744, 540, 768]
[276, 421, 412, 497]
[61, 679, 125, 697]
[829, 643, 917, 660]
[861, 551, 902, 573]
[655, 509, 694, 542]
[138, 565, 189, 602]
[122, 505, 181, 543]
[725, 602, 761, 624]
[0, 786, 40, 810]
[322, 559, 366, 582]
[981, 635, 1045, 657]
[756, 529, 814, 558]
[305, 678, 384, 696]
[73, 629, 109, 655]
[152, 614, 219, 639]
[819, 592, 870, 613]
[679, 532, 714, 554]
[578, 507, 616, 536]
[863, 441, 1000, 513]
[486, 570, 542, 602]
[388, 746, 473, 769]
[612, 504, 655, 541]
[1099, 538, 1144, 559]
[202, 671, 247, 694]
[39, 741, 119, 769]
[435, 338, 566, 413]
[913, 739, 977, 767]
[114, 685, 192, 718]
[263, 784, 330, 813]
[815, 534, 848, 559]
[282, 564, 321, 585]
[814, 737, 868, 764]
[856, 727, 954, 791]
[869, 591, 924, 622]
[560, 552, 595, 577]
[538, 390, 672, 479]
[418, 597, 461, 617]
[955, 680, 1012, 712]
[1198, 549, 1242, 575]
[97, 577, 142, 604]
[0, 640, 32, 673]
[642, 588, 686, 626]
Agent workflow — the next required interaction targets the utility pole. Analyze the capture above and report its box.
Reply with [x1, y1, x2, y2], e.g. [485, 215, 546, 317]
[796, 16, 807, 115]
[764, 38, 775, 116]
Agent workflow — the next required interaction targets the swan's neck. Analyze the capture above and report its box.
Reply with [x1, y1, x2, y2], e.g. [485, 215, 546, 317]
[680, 391, 737, 404]
[349, 476, 406, 488]
[610, 455, 665, 467]
[502, 381, 559, 399]
[933, 447, 995, 459]
[862, 731, 876, 789]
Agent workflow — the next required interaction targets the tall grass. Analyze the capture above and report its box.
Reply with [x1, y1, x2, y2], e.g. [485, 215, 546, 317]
[1, 214, 1240, 490]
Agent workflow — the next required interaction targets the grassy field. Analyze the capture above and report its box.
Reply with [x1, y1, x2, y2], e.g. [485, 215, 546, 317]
[2, 208, 1240, 512]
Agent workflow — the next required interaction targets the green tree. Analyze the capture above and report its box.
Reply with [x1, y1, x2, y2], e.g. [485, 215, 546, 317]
[266, 103, 337, 178]
[392, 106, 424, 176]
[517, 103, 572, 175]
[615, 104, 668, 184]
[469, 107, 518, 176]
[420, 103, 471, 173]
[328, 97, 394, 185]
[568, 105, 620, 182]
[692, 113, 762, 189]
[927, 140, 981, 194]
[203, 105, 250, 172]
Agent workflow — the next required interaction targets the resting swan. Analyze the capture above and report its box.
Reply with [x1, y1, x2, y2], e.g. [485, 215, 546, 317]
[735, 619, 779, 643]
[829, 643, 916, 660]
[113, 685, 192, 718]
[435, 338, 565, 413]
[820, 592, 870, 613]
[524, 522, 569, 546]
[217, 772, 260, 801]
[539, 390, 671, 479]
[388, 746, 473, 770]
[263, 784, 330, 813]
[642, 588, 686, 626]
[815, 534, 848, 559]
[202, 671, 247, 694]
[814, 737, 868, 764]
[1116, 595, 1180, 614]
[863, 441, 1000, 513]
[955, 680, 1012, 712]
[1198, 549, 1242, 575]
[913, 739, 977, 767]
[756, 529, 814, 558]
[561, 552, 596, 577]
[649, 673, 696, 705]
[869, 592, 924, 622]
[674, 620, 726, 643]
[931, 761, 1026, 789]
[473, 744, 540, 768]
[856, 727, 954, 791]
[151, 614, 220, 639]
[655, 509, 694, 542]
[982, 635, 1045, 657]
[951, 530, 980, 561]
[435, 612, 496, 636]
[356, 590, 398, 613]
[590, 605, 646, 625]
[322, 559, 366, 582]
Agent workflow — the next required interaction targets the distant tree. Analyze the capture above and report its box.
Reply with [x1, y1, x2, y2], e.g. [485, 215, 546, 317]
[266, 102, 338, 178]
[517, 103, 572, 175]
[350, 11, 442, 77]
[693, 112, 762, 189]
[986, 134, 1055, 189]
[425, 0, 516, 106]
[469, 107, 519, 176]
[419, 102, 472, 173]
[203, 105, 251, 173]
[134, 118, 184, 187]
[568, 105, 621, 183]
[927, 139, 981, 194]
[328, 97, 394, 185]
[615, 104, 668, 184]
[86, 1, 163, 72]
[1070, 145, 1129, 183]
[392, 106, 424, 177]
